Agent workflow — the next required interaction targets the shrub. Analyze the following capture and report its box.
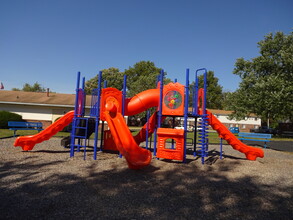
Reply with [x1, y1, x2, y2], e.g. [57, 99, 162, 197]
[0, 111, 23, 128]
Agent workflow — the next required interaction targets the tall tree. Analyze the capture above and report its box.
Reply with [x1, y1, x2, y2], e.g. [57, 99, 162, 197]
[124, 61, 170, 97]
[85, 67, 123, 94]
[227, 31, 293, 125]
[124, 61, 171, 122]
[12, 82, 46, 92]
[189, 71, 224, 109]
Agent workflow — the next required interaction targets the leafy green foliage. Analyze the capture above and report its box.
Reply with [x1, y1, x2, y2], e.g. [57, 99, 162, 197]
[124, 61, 171, 119]
[189, 71, 224, 109]
[85, 67, 124, 94]
[12, 82, 46, 92]
[227, 31, 293, 123]
[124, 61, 171, 97]
[0, 111, 23, 128]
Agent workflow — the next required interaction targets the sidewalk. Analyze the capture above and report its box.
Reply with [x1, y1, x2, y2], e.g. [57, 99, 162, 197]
[241, 140, 293, 152]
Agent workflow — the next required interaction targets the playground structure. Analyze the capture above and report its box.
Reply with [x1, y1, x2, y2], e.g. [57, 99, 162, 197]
[14, 68, 264, 169]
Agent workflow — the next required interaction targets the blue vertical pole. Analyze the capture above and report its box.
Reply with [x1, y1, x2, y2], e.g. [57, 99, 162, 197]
[203, 70, 207, 115]
[145, 110, 150, 149]
[75, 72, 81, 116]
[220, 138, 223, 159]
[100, 80, 107, 151]
[93, 71, 102, 159]
[70, 72, 81, 157]
[158, 70, 164, 128]
[194, 70, 199, 116]
[154, 70, 164, 156]
[119, 75, 127, 158]
[202, 69, 208, 164]
[174, 78, 177, 83]
[122, 75, 127, 116]
[171, 116, 176, 149]
[183, 69, 189, 162]
[82, 77, 86, 116]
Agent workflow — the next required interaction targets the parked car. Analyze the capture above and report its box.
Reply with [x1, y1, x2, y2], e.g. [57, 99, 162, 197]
[229, 127, 239, 134]
[174, 126, 194, 132]
[250, 126, 277, 135]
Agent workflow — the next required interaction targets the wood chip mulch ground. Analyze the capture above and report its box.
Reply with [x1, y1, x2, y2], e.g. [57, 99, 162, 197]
[0, 137, 292, 220]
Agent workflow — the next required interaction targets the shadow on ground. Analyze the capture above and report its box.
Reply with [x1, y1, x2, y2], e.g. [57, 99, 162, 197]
[0, 155, 292, 220]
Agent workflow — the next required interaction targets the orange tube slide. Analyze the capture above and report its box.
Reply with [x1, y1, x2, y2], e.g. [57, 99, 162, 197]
[124, 89, 160, 116]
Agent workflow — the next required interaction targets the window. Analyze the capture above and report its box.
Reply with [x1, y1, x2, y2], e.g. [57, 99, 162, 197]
[242, 124, 246, 129]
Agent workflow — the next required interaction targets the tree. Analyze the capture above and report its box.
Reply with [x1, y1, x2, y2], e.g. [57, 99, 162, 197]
[124, 61, 171, 122]
[12, 82, 46, 92]
[227, 31, 293, 125]
[124, 61, 171, 97]
[189, 71, 224, 109]
[85, 67, 124, 94]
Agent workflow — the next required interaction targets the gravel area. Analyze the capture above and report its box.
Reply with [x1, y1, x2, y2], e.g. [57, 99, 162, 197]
[0, 137, 292, 220]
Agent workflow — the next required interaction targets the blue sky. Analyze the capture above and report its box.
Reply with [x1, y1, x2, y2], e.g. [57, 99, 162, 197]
[0, 0, 292, 94]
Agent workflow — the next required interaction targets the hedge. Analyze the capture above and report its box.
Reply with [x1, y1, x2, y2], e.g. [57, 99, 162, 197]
[0, 111, 23, 128]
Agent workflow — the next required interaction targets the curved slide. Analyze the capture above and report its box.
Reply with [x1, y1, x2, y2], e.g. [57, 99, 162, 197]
[206, 110, 264, 160]
[104, 101, 152, 169]
[14, 111, 74, 151]
[133, 112, 157, 145]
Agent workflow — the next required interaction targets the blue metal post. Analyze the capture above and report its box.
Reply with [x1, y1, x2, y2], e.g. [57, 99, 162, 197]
[70, 72, 81, 157]
[220, 138, 223, 159]
[183, 69, 189, 162]
[118, 75, 127, 158]
[75, 72, 81, 116]
[193, 117, 197, 157]
[145, 110, 150, 149]
[122, 75, 127, 116]
[202, 69, 208, 164]
[171, 115, 175, 149]
[203, 70, 207, 115]
[194, 70, 200, 115]
[81, 77, 87, 159]
[93, 71, 102, 159]
[158, 70, 164, 128]
[82, 77, 86, 116]
[154, 70, 164, 156]
[100, 80, 108, 151]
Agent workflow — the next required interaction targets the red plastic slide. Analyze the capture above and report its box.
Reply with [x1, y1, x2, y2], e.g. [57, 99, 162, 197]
[133, 112, 157, 145]
[124, 89, 160, 116]
[104, 101, 152, 169]
[14, 111, 74, 151]
[102, 88, 161, 169]
[206, 110, 264, 160]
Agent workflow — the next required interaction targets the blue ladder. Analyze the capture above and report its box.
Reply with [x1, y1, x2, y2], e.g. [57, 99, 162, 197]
[70, 117, 89, 160]
[197, 114, 209, 164]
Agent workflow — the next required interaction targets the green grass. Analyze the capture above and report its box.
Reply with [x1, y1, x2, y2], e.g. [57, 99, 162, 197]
[1, 128, 292, 143]
[0, 129, 100, 139]
[0, 129, 71, 139]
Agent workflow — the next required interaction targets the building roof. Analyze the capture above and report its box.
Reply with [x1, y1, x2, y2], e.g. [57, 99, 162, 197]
[0, 90, 91, 107]
[0, 90, 258, 117]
